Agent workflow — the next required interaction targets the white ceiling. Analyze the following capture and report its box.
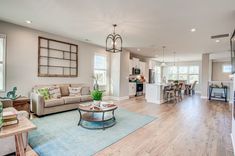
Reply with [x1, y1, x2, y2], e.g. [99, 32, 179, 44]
[0, 0, 234, 62]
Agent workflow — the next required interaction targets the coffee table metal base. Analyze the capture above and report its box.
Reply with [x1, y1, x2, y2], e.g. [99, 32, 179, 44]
[77, 110, 116, 130]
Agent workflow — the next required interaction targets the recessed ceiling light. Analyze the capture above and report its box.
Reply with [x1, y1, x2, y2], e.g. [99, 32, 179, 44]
[137, 48, 140, 51]
[215, 40, 220, 43]
[190, 28, 196, 32]
[25, 20, 32, 24]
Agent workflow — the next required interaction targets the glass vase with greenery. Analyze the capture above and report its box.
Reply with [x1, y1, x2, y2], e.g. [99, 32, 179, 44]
[91, 90, 103, 106]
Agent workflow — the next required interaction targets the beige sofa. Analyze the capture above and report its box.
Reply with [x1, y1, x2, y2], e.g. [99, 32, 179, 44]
[31, 84, 92, 116]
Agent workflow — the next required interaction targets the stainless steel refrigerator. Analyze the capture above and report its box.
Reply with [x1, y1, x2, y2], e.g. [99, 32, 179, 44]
[149, 69, 155, 84]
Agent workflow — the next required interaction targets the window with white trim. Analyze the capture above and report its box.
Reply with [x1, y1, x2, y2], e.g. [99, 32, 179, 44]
[166, 65, 199, 84]
[222, 65, 231, 73]
[0, 34, 6, 91]
[154, 66, 161, 83]
[94, 54, 107, 86]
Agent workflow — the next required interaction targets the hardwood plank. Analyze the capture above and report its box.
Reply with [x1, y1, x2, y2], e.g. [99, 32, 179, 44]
[95, 95, 234, 156]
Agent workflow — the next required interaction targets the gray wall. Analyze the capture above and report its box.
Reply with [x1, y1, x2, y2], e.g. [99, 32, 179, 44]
[201, 53, 210, 98]
[120, 51, 130, 97]
[212, 61, 231, 81]
[0, 21, 109, 96]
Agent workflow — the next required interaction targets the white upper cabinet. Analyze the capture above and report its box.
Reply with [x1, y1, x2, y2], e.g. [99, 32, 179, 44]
[129, 57, 147, 76]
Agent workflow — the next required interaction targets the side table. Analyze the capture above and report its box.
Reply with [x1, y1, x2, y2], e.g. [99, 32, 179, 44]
[13, 97, 30, 113]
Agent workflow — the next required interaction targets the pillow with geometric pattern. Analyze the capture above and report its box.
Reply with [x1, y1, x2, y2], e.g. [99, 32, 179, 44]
[37, 88, 50, 100]
[69, 87, 82, 96]
[49, 86, 61, 99]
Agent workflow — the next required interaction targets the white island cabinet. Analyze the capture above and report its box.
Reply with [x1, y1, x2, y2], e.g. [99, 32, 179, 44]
[145, 83, 166, 104]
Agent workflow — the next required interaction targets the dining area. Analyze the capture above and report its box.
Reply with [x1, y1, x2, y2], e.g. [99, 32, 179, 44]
[145, 80, 197, 104]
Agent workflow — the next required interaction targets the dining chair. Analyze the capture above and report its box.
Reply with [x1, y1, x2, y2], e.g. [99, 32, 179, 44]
[189, 81, 197, 95]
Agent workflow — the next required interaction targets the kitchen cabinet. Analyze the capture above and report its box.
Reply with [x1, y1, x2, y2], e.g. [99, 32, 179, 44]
[132, 58, 140, 68]
[139, 61, 146, 76]
[129, 82, 136, 97]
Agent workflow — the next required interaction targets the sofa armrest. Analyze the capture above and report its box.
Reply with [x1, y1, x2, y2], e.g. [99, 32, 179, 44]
[30, 92, 45, 116]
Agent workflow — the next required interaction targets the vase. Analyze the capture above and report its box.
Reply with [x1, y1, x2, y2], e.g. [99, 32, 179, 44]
[93, 100, 101, 107]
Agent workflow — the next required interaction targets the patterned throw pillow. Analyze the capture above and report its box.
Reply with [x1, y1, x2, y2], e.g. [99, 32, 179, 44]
[49, 87, 61, 99]
[37, 88, 50, 100]
[69, 87, 82, 96]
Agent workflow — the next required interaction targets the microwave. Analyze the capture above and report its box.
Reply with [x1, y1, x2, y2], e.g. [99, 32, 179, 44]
[132, 68, 141, 75]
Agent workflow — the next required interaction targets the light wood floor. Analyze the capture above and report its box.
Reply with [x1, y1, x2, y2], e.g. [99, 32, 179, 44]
[28, 95, 234, 156]
[95, 95, 234, 156]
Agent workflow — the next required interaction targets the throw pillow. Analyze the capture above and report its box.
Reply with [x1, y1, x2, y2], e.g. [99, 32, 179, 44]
[56, 84, 70, 96]
[81, 86, 90, 95]
[49, 86, 61, 99]
[37, 88, 50, 100]
[69, 87, 82, 96]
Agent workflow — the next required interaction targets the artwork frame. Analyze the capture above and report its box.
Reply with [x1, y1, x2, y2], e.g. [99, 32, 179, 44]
[38, 37, 78, 77]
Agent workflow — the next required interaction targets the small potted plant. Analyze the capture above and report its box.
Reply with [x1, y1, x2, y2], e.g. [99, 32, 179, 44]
[91, 90, 103, 106]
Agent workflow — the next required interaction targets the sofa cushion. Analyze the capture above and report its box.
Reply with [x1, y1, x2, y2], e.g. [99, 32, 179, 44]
[69, 87, 82, 96]
[49, 86, 61, 99]
[81, 87, 90, 95]
[62, 96, 81, 104]
[81, 95, 92, 102]
[56, 84, 70, 96]
[44, 99, 64, 108]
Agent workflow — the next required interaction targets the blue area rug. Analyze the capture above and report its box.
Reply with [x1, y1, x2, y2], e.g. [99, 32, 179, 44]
[28, 109, 156, 156]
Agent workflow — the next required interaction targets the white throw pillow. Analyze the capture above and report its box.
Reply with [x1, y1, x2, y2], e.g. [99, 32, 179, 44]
[49, 86, 61, 99]
[69, 87, 82, 96]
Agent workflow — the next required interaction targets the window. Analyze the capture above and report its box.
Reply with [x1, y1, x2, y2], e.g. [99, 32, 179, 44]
[0, 34, 6, 91]
[155, 66, 161, 83]
[168, 66, 178, 80]
[166, 65, 199, 84]
[223, 65, 231, 73]
[94, 54, 107, 86]
[188, 66, 199, 83]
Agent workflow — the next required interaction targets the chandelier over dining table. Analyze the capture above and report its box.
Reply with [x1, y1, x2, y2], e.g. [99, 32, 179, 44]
[106, 24, 123, 53]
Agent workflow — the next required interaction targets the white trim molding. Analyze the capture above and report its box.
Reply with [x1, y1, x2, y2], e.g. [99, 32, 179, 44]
[200, 96, 208, 99]
[231, 133, 235, 156]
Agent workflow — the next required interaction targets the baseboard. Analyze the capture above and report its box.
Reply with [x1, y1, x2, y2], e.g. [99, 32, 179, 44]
[195, 91, 201, 94]
[200, 96, 208, 99]
[103, 96, 129, 101]
[231, 133, 235, 156]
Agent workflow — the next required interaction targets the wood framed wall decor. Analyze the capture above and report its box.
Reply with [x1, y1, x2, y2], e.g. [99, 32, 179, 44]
[38, 37, 78, 77]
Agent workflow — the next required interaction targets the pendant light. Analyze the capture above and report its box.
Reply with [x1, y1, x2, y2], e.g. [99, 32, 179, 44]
[161, 46, 166, 66]
[106, 24, 123, 53]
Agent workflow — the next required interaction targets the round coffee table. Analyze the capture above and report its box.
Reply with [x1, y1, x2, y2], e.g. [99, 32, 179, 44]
[77, 104, 118, 130]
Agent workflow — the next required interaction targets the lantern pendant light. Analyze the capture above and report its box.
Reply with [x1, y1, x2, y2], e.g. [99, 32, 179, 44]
[106, 24, 123, 53]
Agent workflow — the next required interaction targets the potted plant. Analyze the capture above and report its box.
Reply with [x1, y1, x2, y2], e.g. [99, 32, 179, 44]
[91, 90, 103, 106]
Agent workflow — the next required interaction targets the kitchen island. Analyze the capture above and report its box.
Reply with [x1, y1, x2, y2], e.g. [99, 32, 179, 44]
[145, 83, 167, 104]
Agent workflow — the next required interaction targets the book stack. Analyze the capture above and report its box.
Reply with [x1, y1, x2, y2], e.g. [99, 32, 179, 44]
[2, 110, 18, 127]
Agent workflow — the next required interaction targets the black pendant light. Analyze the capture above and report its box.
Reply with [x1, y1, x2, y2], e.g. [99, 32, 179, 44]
[106, 24, 123, 53]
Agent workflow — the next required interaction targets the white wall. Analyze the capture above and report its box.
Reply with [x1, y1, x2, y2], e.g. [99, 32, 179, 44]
[0, 21, 110, 97]
[110, 50, 130, 99]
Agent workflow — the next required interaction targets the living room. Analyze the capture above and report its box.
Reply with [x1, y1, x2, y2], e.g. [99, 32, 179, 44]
[0, 0, 235, 156]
